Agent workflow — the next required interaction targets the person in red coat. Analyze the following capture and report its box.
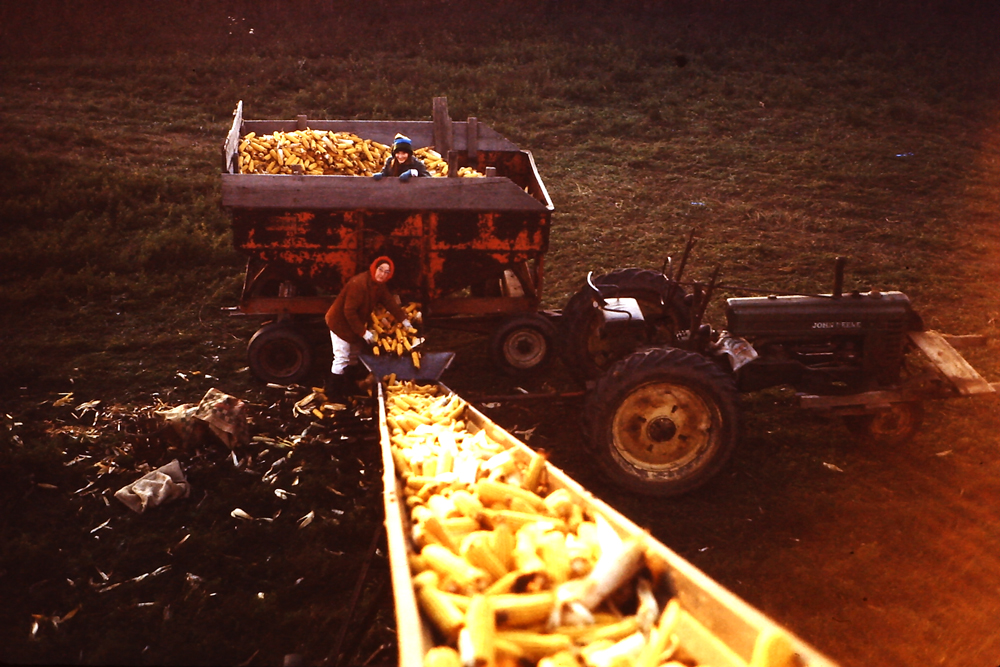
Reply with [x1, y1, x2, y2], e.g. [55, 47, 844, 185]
[324, 256, 410, 399]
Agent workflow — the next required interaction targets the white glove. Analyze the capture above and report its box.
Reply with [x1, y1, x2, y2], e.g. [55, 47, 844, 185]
[363, 330, 375, 344]
[401, 319, 412, 330]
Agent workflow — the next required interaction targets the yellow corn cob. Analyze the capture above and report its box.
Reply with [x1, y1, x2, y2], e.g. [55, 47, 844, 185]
[537, 650, 580, 667]
[475, 480, 547, 513]
[522, 451, 547, 494]
[423, 646, 462, 667]
[749, 628, 798, 667]
[490, 592, 555, 628]
[451, 489, 484, 518]
[422, 543, 491, 592]
[491, 522, 516, 572]
[416, 582, 465, 642]
[634, 598, 681, 667]
[583, 631, 647, 667]
[481, 508, 565, 534]
[463, 595, 496, 667]
[536, 531, 572, 584]
[462, 532, 509, 581]
[442, 516, 481, 541]
[494, 631, 572, 662]
[573, 615, 640, 646]
[423, 515, 461, 555]
[510, 528, 546, 577]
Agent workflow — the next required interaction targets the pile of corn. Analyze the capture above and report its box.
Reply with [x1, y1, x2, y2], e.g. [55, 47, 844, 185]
[237, 130, 484, 177]
[383, 382, 796, 667]
[414, 147, 486, 178]
[371, 302, 424, 368]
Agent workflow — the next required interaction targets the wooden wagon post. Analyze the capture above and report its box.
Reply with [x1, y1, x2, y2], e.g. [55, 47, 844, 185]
[432, 97, 453, 166]
[433, 97, 458, 177]
[466, 116, 479, 169]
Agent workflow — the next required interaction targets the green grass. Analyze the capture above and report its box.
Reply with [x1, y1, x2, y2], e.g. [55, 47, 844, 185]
[2, 0, 998, 402]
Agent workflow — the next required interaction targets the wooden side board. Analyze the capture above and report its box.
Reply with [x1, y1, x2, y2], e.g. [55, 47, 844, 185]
[908, 330, 996, 396]
[378, 383, 840, 667]
[221, 173, 548, 212]
[377, 386, 434, 667]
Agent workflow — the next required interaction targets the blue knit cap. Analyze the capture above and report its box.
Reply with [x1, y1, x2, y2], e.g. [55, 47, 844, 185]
[392, 133, 413, 154]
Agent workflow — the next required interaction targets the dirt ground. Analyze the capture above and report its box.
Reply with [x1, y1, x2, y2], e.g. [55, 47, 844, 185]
[453, 366, 1000, 667]
[4, 326, 999, 667]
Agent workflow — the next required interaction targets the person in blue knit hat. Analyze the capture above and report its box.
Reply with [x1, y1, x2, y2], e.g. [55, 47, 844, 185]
[372, 133, 430, 181]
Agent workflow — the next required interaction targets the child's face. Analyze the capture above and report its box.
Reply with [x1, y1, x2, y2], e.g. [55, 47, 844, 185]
[394, 150, 410, 164]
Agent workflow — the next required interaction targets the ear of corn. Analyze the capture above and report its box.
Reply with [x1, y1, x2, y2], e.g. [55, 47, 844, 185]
[416, 582, 465, 642]
[749, 628, 798, 667]
[489, 591, 555, 628]
[494, 631, 573, 662]
[464, 595, 496, 667]
[463, 531, 510, 581]
[423, 543, 491, 593]
[423, 646, 462, 667]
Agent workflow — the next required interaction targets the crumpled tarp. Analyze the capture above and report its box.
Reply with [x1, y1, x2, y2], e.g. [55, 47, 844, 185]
[114, 459, 190, 513]
[157, 387, 249, 449]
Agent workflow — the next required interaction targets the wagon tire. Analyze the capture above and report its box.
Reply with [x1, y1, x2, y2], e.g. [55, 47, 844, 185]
[247, 323, 315, 385]
[489, 313, 558, 377]
[586, 347, 740, 497]
[562, 268, 691, 383]
[842, 401, 924, 446]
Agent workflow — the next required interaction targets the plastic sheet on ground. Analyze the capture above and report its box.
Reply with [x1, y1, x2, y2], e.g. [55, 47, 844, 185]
[114, 459, 191, 513]
[157, 387, 250, 448]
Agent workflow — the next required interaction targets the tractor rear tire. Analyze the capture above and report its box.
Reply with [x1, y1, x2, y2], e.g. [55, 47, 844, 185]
[247, 322, 314, 385]
[489, 313, 558, 377]
[586, 347, 740, 497]
[561, 268, 691, 383]
[842, 401, 924, 445]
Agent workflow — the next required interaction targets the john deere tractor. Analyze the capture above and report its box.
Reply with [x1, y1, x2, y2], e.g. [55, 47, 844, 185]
[561, 235, 995, 497]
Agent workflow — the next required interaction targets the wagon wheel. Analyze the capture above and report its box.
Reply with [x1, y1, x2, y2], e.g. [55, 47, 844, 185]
[561, 269, 691, 383]
[489, 313, 558, 377]
[586, 347, 740, 497]
[247, 322, 315, 385]
[842, 402, 924, 446]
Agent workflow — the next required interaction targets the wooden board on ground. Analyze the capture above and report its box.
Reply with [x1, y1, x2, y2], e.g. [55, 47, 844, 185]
[908, 330, 995, 396]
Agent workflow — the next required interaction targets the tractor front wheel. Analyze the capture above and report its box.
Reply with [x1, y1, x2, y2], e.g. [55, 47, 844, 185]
[586, 347, 740, 497]
[842, 401, 924, 445]
[489, 313, 558, 377]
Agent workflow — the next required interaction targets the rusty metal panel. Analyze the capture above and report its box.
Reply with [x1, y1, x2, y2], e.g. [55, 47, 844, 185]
[233, 205, 550, 304]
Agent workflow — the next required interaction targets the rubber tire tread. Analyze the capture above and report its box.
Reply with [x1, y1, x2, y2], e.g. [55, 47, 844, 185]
[489, 313, 558, 377]
[842, 401, 924, 446]
[584, 347, 740, 497]
[247, 322, 315, 385]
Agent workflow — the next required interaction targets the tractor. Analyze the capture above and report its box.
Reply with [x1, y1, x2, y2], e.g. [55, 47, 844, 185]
[561, 233, 997, 496]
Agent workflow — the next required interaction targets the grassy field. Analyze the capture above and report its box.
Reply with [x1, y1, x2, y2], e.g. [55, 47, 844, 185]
[2, 1, 1000, 665]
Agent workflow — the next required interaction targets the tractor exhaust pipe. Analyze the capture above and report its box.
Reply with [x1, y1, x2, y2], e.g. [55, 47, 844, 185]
[833, 256, 846, 298]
